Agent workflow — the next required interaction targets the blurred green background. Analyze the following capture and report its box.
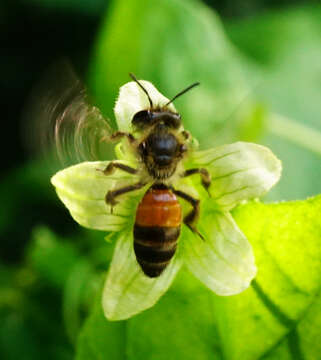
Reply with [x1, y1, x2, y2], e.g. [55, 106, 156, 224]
[1, 0, 320, 359]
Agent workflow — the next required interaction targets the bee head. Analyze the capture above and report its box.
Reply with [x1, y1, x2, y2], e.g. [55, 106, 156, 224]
[132, 110, 181, 130]
[129, 73, 199, 132]
[128, 73, 199, 179]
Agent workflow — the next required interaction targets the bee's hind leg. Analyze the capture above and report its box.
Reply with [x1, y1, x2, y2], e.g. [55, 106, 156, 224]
[182, 168, 211, 196]
[172, 189, 204, 240]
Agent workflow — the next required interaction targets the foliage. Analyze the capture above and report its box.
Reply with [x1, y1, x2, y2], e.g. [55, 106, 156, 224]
[226, 4, 321, 201]
[1, 0, 321, 359]
[76, 195, 321, 359]
[89, 0, 261, 147]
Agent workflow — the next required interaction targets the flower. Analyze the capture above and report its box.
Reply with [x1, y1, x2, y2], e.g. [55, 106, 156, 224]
[51, 80, 282, 321]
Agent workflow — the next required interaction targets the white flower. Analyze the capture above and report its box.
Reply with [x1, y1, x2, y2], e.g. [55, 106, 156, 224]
[51, 80, 282, 320]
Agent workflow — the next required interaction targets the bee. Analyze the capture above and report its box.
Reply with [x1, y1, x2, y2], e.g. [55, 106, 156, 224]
[28, 65, 211, 278]
[100, 74, 211, 277]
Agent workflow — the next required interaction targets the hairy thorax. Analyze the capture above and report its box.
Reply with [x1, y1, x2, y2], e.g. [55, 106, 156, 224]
[139, 123, 185, 181]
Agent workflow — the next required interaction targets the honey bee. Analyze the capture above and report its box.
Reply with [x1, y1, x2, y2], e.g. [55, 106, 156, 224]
[100, 74, 211, 277]
[29, 65, 211, 278]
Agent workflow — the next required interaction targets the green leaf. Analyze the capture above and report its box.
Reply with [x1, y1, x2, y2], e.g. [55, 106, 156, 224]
[126, 274, 223, 360]
[76, 195, 321, 359]
[88, 0, 260, 147]
[26, 226, 99, 344]
[62, 259, 96, 344]
[76, 297, 126, 360]
[225, 195, 321, 359]
[226, 5, 321, 201]
[27, 226, 80, 288]
[0, 261, 74, 360]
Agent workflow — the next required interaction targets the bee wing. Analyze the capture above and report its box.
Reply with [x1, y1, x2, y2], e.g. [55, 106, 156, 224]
[23, 61, 114, 168]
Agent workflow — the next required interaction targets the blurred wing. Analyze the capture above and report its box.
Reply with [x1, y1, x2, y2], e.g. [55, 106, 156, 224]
[24, 61, 114, 167]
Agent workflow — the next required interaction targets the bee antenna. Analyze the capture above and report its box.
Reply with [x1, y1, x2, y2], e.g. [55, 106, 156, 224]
[129, 73, 153, 108]
[165, 82, 200, 106]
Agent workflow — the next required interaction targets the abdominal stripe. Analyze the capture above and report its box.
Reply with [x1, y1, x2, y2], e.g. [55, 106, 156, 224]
[133, 225, 180, 244]
[134, 242, 177, 263]
[133, 224, 180, 277]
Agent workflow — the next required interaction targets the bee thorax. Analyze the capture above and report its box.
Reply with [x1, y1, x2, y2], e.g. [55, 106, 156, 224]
[140, 128, 182, 180]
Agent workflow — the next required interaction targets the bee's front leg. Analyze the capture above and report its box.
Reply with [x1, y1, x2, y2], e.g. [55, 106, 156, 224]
[101, 131, 135, 144]
[99, 161, 138, 176]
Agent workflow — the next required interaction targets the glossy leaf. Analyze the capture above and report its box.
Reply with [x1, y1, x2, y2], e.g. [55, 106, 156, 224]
[77, 195, 321, 360]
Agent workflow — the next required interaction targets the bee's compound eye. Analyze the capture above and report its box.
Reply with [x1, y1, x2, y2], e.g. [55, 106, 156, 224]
[167, 113, 181, 129]
[132, 110, 152, 128]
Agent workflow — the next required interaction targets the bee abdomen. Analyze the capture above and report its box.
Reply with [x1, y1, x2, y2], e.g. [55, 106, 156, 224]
[133, 187, 181, 278]
[134, 226, 180, 277]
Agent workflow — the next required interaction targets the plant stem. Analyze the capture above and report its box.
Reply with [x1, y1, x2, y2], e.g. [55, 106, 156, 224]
[267, 113, 321, 156]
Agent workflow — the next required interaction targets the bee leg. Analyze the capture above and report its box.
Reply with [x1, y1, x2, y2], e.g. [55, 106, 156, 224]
[182, 168, 211, 196]
[101, 131, 135, 144]
[105, 182, 146, 214]
[181, 130, 191, 140]
[172, 189, 204, 240]
[99, 161, 138, 176]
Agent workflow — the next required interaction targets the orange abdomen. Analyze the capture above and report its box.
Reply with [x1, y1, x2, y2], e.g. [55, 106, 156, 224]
[134, 185, 182, 277]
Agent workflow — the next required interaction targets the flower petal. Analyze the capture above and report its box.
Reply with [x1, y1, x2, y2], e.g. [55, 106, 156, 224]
[51, 161, 144, 231]
[102, 232, 181, 320]
[183, 209, 256, 295]
[189, 142, 282, 210]
[114, 81, 176, 132]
